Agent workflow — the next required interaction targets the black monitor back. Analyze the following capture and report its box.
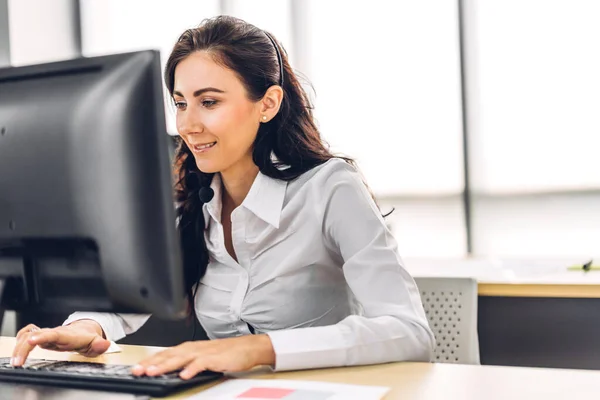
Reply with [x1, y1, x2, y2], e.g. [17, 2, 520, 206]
[0, 51, 186, 320]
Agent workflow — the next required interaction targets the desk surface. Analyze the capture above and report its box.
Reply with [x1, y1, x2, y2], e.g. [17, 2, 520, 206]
[405, 257, 600, 298]
[3, 336, 600, 399]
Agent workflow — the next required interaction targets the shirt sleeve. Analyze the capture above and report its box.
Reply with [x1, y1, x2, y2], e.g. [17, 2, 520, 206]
[266, 162, 435, 371]
[63, 312, 151, 342]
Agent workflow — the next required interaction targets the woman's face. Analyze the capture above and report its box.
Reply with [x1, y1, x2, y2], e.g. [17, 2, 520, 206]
[173, 51, 262, 174]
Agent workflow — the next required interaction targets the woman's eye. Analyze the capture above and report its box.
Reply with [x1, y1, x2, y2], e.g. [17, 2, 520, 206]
[174, 101, 187, 110]
[202, 99, 218, 108]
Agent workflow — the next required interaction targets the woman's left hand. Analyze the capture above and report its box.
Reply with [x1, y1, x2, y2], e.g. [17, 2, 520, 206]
[131, 334, 275, 379]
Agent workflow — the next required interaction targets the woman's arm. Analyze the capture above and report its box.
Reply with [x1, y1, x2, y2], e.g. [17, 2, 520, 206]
[63, 312, 151, 341]
[266, 162, 435, 371]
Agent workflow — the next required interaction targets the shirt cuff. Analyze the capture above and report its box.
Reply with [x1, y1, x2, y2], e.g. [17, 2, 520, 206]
[63, 312, 126, 342]
[266, 325, 350, 371]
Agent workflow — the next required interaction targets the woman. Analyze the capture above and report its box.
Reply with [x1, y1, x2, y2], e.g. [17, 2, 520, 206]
[11, 16, 434, 379]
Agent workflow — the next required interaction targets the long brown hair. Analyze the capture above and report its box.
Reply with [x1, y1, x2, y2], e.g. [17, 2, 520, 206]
[165, 16, 356, 300]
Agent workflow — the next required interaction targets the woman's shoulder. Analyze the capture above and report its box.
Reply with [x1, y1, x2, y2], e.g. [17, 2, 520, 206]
[287, 157, 363, 199]
[294, 157, 357, 185]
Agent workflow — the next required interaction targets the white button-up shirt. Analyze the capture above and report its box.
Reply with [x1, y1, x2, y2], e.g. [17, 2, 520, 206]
[65, 158, 434, 371]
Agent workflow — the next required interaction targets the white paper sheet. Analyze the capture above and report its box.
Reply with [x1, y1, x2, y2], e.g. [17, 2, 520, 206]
[105, 340, 122, 354]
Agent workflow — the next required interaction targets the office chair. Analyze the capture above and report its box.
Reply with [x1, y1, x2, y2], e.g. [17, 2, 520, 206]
[414, 277, 480, 365]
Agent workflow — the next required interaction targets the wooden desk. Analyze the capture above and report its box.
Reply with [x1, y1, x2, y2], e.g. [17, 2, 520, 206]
[477, 281, 600, 298]
[3, 336, 600, 399]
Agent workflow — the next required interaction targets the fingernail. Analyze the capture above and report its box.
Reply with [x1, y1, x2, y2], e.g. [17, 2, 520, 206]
[11, 357, 22, 366]
[29, 336, 37, 342]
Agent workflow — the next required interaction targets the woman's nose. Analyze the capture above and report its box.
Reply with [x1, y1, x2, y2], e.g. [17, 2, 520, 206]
[178, 111, 204, 135]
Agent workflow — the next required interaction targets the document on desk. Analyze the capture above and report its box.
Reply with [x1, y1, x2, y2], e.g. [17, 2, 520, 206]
[106, 341, 122, 354]
[188, 379, 390, 399]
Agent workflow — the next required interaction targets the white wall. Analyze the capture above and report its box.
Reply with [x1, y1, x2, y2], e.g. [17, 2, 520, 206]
[302, 0, 467, 256]
[467, 0, 600, 195]
[463, 0, 600, 257]
[380, 197, 466, 258]
[473, 193, 600, 257]
[7, 0, 79, 66]
[306, 0, 464, 198]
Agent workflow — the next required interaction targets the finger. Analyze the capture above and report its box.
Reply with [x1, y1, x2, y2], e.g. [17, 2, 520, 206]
[27, 329, 61, 348]
[11, 332, 39, 366]
[145, 355, 195, 376]
[179, 359, 208, 380]
[26, 329, 76, 353]
[131, 341, 199, 375]
[28, 328, 92, 353]
[79, 336, 111, 357]
[16, 324, 40, 340]
[131, 353, 170, 376]
[135, 350, 175, 368]
[13, 327, 58, 366]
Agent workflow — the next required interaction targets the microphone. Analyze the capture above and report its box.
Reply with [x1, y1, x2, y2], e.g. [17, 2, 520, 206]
[198, 186, 214, 203]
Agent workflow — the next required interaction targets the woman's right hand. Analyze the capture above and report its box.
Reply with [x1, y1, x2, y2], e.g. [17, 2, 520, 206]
[11, 320, 111, 367]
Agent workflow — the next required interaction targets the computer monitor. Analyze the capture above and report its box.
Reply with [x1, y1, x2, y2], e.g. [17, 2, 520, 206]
[0, 50, 187, 329]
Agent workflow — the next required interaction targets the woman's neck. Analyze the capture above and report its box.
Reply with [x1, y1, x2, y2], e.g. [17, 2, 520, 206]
[220, 160, 259, 209]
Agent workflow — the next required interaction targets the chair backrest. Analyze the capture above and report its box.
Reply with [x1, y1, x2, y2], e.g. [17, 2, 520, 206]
[414, 277, 480, 365]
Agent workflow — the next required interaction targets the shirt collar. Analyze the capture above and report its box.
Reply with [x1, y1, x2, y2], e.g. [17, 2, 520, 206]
[202, 171, 287, 229]
[202, 173, 223, 228]
[242, 171, 287, 229]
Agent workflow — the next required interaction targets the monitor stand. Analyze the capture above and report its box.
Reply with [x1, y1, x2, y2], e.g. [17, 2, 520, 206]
[0, 246, 125, 335]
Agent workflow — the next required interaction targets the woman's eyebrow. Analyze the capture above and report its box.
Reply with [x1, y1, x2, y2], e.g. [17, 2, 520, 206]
[173, 87, 226, 97]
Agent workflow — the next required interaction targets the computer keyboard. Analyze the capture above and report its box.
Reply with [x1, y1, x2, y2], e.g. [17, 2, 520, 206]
[0, 357, 222, 397]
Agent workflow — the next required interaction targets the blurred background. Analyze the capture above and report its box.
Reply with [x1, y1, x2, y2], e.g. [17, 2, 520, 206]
[2, 0, 600, 259]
